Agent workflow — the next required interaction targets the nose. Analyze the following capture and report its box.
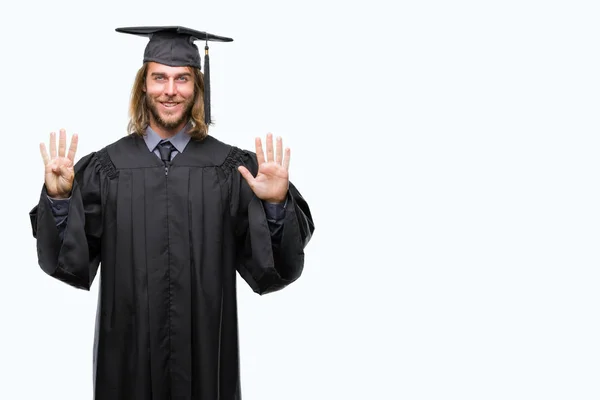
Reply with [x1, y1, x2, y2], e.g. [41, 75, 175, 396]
[164, 78, 177, 96]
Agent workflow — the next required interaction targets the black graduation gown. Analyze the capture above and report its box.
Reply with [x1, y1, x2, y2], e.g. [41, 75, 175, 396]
[29, 134, 314, 400]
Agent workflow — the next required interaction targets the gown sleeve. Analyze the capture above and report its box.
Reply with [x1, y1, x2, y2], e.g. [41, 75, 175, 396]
[29, 151, 104, 290]
[46, 196, 70, 240]
[230, 148, 315, 295]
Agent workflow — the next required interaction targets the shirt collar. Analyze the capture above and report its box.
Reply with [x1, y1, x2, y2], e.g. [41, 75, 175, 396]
[143, 121, 193, 153]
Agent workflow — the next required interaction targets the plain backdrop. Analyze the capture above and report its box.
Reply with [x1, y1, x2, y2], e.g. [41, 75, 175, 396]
[2, 0, 600, 399]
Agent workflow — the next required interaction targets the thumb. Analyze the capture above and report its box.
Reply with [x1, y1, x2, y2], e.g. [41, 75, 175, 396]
[238, 166, 255, 185]
[57, 164, 73, 179]
[56, 164, 66, 176]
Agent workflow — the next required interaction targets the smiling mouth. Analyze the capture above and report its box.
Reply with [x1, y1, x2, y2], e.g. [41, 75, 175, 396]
[161, 102, 179, 108]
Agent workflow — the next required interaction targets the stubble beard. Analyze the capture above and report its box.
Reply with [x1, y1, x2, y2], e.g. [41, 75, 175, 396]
[147, 95, 194, 131]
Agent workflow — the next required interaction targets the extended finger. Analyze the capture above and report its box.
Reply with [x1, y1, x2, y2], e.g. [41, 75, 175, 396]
[59, 129, 67, 158]
[255, 137, 265, 165]
[283, 148, 291, 171]
[49, 131, 57, 159]
[67, 134, 79, 162]
[276, 136, 283, 164]
[40, 143, 50, 165]
[266, 133, 274, 162]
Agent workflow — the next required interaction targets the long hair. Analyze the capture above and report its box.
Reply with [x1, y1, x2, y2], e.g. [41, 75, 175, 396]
[127, 63, 209, 140]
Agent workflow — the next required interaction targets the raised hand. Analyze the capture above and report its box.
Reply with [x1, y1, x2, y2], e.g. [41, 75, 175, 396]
[238, 133, 290, 203]
[40, 129, 79, 199]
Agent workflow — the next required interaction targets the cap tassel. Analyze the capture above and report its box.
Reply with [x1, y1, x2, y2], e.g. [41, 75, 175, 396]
[204, 43, 211, 125]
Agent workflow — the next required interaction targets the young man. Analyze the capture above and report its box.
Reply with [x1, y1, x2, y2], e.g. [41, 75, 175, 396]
[29, 26, 315, 400]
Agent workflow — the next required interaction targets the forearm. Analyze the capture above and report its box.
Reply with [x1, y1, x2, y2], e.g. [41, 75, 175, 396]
[47, 195, 71, 241]
[269, 188, 313, 281]
[238, 187, 313, 295]
[30, 182, 101, 290]
[262, 198, 287, 248]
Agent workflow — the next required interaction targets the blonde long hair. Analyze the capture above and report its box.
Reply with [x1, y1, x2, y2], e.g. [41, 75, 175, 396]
[127, 63, 209, 140]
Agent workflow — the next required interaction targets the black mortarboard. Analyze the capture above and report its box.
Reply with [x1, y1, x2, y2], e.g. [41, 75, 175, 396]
[115, 26, 234, 125]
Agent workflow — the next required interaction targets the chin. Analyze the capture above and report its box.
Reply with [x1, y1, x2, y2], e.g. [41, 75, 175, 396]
[161, 114, 183, 124]
[160, 118, 186, 130]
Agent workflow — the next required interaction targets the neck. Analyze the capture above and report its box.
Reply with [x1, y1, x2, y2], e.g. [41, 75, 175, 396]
[149, 120, 188, 139]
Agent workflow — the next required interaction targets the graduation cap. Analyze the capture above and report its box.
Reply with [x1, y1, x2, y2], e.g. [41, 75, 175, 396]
[115, 26, 234, 125]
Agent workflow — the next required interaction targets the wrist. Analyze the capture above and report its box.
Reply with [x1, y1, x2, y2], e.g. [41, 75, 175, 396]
[46, 187, 71, 200]
[50, 194, 70, 200]
[264, 195, 286, 204]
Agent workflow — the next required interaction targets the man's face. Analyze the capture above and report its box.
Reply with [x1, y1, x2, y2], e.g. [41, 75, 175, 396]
[144, 62, 195, 132]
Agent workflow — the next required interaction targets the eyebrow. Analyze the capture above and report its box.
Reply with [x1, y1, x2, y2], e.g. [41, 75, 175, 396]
[150, 72, 192, 78]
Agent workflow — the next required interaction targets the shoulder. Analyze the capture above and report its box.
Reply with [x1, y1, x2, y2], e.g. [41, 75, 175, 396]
[196, 135, 233, 161]
[204, 135, 258, 170]
[104, 134, 141, 158]
[74, 135, 136, 178]
[182, 135, 257, 169]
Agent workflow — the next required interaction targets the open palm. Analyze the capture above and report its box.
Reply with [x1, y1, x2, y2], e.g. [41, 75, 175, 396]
[238, 133, 290, 203]
[40, 129, 79, 199]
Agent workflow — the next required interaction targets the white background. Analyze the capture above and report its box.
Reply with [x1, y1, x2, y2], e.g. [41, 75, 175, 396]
[1, 0, 600, 399]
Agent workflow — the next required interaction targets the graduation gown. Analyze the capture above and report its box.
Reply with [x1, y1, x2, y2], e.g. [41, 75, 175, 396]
[29, 134, 314, 400]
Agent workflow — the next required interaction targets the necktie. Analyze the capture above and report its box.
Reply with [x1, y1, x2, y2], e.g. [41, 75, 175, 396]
[157, 141, 177, 164]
